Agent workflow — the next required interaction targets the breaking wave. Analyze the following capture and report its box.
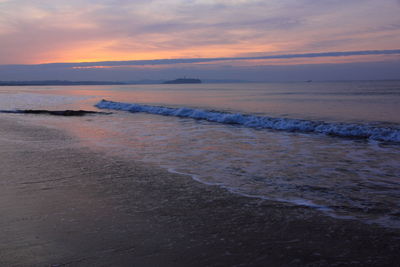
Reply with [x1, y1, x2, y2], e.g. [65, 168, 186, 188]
[95, 99, 400, 142]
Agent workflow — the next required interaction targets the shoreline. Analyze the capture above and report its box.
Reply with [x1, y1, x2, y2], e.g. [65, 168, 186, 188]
[1, 115, 399, 266]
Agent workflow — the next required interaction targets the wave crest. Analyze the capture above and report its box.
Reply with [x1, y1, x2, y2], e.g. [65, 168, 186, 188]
[95, 100, 400, 142]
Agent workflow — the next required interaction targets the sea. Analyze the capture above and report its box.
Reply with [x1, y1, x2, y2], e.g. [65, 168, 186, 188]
[1, 80, 399, 228]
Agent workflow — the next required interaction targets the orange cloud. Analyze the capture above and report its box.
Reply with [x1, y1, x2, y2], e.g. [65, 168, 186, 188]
[1, 0, 400, 65]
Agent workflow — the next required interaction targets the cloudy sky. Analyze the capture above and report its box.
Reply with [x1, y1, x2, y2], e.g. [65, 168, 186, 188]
[0, 0, 399, 81]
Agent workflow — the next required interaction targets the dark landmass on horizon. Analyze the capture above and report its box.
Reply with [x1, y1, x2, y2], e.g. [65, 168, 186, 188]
[163, 78, 202, 84]
[0, 79, 248, 86]
[1, 79, 399, 86]
[0, 80, 126, 86]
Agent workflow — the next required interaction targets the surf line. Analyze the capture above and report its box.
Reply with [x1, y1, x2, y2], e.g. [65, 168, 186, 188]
[95, 99, 400, 142]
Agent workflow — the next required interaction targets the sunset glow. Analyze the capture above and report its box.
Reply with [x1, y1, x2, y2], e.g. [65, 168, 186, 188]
[0, 0, 399, 81]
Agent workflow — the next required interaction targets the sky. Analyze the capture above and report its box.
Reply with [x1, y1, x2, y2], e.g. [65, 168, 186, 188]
[0, 0, 399, 81]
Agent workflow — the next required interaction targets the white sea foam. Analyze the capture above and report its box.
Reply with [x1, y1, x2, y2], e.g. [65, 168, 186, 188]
[96, 100, 400, 142]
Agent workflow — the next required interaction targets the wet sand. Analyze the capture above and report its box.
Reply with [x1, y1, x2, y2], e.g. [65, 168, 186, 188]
[0, 116, 399, 267]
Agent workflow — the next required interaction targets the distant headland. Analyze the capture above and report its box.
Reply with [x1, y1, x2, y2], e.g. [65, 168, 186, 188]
[163, 78, 202, 84]
[0, 80, 126, 86]
[0, 79, 203, 86]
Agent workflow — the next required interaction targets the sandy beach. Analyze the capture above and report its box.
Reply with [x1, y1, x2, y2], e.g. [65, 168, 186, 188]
[1, 115, 399, 267]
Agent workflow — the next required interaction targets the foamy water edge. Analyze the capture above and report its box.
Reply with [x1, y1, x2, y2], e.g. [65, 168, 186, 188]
[96, 100, 400, 143]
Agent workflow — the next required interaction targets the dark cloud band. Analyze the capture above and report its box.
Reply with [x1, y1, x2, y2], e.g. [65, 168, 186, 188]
[4, 49, 400, 68]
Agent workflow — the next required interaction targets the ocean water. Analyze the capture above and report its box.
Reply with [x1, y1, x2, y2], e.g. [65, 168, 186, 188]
[1, 81, 399, 228]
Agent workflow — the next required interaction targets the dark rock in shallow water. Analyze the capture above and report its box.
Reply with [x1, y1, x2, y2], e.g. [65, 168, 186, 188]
[0, 110, 112, 116]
